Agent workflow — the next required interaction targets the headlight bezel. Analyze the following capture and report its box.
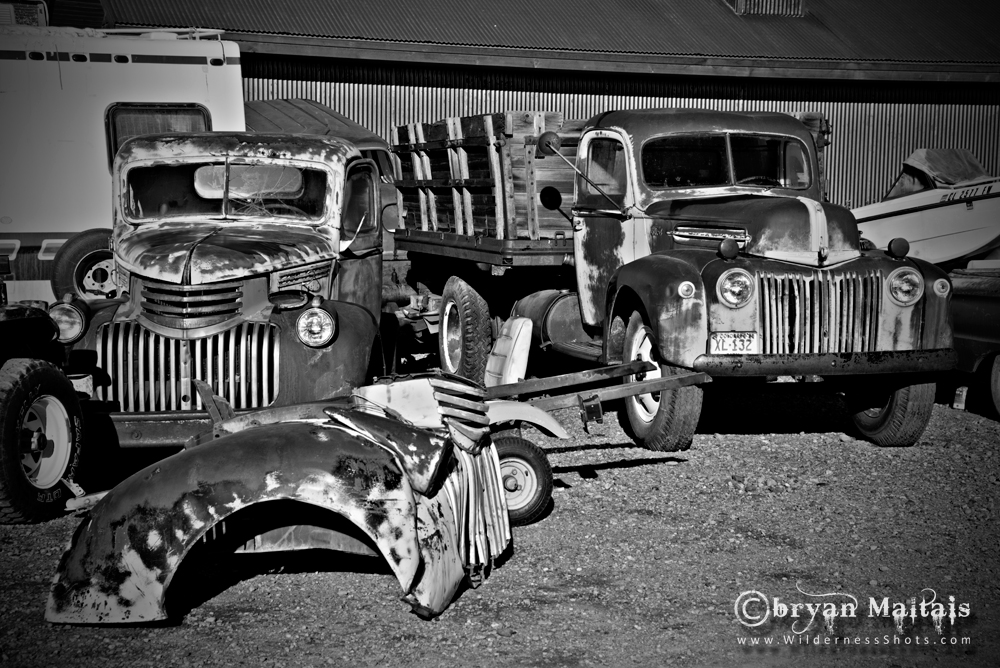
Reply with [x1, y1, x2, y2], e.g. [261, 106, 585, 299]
[48, 302, 87, 344]
[716, 268, 755, 309]
[886, 266, 925, 307]
[295, 306, 337, 348]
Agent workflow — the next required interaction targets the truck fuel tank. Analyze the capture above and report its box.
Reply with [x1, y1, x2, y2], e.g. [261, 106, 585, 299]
[512, 290, 600, 350]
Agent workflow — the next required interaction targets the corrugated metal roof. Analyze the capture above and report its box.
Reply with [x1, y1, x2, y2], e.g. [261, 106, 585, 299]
[101, 0, 1000, 66]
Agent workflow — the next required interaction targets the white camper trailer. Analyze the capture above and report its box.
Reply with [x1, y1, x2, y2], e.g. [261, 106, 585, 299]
[0, 25, 245, 302]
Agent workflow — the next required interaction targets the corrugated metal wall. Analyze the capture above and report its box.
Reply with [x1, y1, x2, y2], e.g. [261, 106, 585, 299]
[244, 78, 1000, 209]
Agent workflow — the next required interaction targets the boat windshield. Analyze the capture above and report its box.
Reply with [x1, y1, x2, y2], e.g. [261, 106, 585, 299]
[642, 133, 811, 190]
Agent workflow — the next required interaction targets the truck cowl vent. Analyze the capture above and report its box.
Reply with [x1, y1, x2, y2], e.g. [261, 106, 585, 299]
[725, 0, 804, 17]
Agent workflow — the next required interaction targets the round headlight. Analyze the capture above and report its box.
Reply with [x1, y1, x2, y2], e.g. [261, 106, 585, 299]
[48, 303, 86, 344]
[887, 267, 924, 306]
[717, 269, 754, 308]
[296, 307, 336, 347]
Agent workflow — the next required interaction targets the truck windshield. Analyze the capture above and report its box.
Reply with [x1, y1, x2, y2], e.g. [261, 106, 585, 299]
[124, 163, 327, 221]
[642, 133, 810, 190]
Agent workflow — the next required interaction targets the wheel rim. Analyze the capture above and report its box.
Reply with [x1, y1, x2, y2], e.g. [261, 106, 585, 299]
[626, 324, 662, 423]
[74, 250, 114, 299]
[500, 456, 538, 511]
[441, 300, 462, 373]
[19, 395, 72, 489]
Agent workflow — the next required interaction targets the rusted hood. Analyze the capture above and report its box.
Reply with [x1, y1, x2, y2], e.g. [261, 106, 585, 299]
[114, 221, 338, 285]
[648, 195, 861, 267]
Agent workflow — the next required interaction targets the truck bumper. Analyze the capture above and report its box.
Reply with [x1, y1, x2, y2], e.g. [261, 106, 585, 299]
[691, 349, 957, 376]
[110, 412, 213, 448]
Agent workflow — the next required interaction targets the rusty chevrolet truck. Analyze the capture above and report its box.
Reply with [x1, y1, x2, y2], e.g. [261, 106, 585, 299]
[392, 108, 956, 450]
[53, 130, 389, 455]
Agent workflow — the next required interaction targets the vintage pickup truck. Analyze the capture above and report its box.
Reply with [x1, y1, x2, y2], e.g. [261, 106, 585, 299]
[392, 108, 957, 450]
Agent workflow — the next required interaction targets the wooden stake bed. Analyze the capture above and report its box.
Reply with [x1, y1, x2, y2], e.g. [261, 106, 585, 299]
[391, 110, 584, 263]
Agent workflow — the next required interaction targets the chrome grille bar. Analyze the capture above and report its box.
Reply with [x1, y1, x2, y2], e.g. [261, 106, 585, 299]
[96, 322, 280, 412]
[757, 270, 882, 355]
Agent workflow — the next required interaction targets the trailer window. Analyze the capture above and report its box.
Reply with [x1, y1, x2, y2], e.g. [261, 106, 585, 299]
[106, 104, 210, 169]
[642, 134, 729, 188]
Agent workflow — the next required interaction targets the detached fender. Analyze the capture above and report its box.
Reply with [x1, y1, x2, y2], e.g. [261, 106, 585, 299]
[909, 257, 954, 350]
[46, 419, 467, 624]
[606, 253, 709, 368]
[486, 400, 569, 439]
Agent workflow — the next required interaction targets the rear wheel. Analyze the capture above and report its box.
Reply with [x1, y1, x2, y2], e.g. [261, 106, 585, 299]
[0, 359, 83, 523]
[619, 311, 702, 452]
[849, 381, 935, 447]
[51, 228, 114, 302]
[494, 435, 552, 526]
[438, 276, 492, 383]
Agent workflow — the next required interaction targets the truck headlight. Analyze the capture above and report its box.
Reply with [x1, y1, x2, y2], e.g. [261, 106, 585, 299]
[886, 267, 924, 306]
[717, 269, 754, 308]
[296, 307, 336, 347]
[49, 302, 86, 344]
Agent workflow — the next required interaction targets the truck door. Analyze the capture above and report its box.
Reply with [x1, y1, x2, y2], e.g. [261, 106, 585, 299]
[572, 131, 638, 326]
[334, 161, 382, 322]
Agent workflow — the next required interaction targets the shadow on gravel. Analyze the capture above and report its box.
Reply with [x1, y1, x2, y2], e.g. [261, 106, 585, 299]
[546, 440, 639, 455]
[552, 456, 686, 477]
[697, 381, 851, 435]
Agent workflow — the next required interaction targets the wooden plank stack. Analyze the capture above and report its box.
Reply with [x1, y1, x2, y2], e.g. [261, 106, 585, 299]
[391, 111, 584, 241]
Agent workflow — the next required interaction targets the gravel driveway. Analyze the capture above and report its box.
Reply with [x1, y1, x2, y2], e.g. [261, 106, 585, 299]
[2, 384, 998, 667]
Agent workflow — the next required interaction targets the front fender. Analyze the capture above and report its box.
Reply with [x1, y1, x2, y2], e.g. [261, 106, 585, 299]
[607, 253, 709, 368]
[486, 400, 569, 438]
[46, 419, 466, 624]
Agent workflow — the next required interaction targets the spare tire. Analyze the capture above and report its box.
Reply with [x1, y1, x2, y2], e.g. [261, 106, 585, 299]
[51, 228, 114, 302]
[438, 276, 492, 383]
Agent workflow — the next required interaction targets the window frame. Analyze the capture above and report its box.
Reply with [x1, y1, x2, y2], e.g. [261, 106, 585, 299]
[105, 103, 212, 172]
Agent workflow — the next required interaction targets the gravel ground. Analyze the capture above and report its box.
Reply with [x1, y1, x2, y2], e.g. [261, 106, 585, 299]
[1, 384, 998, 668]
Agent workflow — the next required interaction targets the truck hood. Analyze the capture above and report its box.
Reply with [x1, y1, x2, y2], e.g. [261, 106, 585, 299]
[114, 221, 338, 285]
[647, 195, 861, 267]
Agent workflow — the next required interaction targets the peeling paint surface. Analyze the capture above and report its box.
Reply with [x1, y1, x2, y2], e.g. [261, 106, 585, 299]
[46, 402, 510, 624]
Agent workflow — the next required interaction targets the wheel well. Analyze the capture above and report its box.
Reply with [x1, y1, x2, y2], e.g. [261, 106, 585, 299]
[607, 287, 645, 364]
[165, 499, 388, 617]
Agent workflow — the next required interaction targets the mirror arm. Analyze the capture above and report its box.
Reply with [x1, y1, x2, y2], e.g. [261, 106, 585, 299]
[540, 136, 627, 215]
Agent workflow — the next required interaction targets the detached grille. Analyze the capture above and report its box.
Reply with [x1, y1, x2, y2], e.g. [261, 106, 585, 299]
[758, 270, 882, 354]
[140, 280, 243, 329]
[96, 322, 280, 412]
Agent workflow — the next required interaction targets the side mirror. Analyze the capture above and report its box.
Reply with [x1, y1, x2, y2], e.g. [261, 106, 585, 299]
[539, 186, 562, 211]
[538, 131, 561, 156]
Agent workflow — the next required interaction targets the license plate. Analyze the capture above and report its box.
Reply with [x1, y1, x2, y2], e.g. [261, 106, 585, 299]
[710, 331, 758, 354]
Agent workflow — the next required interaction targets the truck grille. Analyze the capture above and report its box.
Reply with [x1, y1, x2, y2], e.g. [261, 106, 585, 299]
[758, 270, 882, 354]
[96, 322, 280, 412]
[140, 279, 243, 330]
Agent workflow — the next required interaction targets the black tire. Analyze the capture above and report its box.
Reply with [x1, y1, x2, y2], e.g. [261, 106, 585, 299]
[849, 381, 935, 447]
[51, 228, 114, 302]
[494, 435, 552, 526]
[438, 276, 492, 383]
[0, 359, 84, 523]
[619, 311, 702, 452]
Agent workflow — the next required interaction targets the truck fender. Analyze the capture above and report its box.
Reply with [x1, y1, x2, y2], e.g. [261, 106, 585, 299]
[606, 253, 709, 368]
[46, 419, 468, 624]
[486, 400, 570, 439]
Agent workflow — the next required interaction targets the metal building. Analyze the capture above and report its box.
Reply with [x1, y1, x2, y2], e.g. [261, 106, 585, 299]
[97, 0, 999, 208]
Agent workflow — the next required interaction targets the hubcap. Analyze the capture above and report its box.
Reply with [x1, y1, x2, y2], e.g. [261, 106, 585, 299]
[500, 457, 537, 511]
[19, 395, 72, 489]
[441, 301, 462, 373]
[627, 325, 662, 422]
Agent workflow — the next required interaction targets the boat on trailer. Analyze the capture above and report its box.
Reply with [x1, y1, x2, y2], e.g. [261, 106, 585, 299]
[854, 148, 1000, 268]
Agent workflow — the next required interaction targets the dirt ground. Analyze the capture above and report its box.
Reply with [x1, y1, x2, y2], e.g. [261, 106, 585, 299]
[1, 384, 998, 668]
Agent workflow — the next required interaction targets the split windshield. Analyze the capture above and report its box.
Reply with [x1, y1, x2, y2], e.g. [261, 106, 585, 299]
[642, 133, 810, 190]
[124, 162, 328, 221]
